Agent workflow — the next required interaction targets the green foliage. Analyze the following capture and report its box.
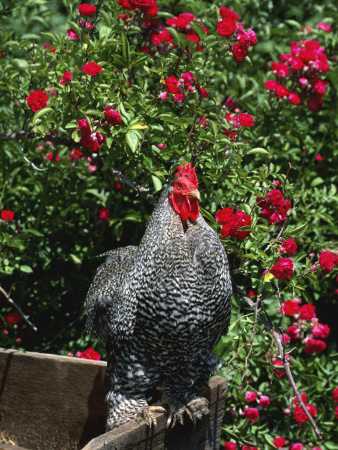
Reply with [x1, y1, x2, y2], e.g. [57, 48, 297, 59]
[0, 0, 337, 448]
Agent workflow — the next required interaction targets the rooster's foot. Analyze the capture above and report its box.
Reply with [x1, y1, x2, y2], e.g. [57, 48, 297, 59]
[134, 405, 166, 428]
[166, 396, 209, 428]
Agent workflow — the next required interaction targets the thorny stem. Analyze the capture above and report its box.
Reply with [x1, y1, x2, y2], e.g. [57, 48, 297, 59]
[241, 297, 259, 382]
[0, 286, 37, 332]
[232, 281, 323, 440]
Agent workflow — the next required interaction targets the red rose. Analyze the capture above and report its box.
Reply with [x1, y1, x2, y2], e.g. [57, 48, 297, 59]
[83, 134, 102, 151]
[299, 303, 316, 320]
[245, 391, 257, 402]
[259, 395, 270, 408]
[78, 347, 101, 360]
[238, 113, 254, 127]
[332, 387, 338, 403]
[78, 118, 91, 136]
[46, 152, 60, 162]
[310, 322, 330, 339]
[232, 42, 248, 62]
[104, 108, 122, 125]
[219, 7, 239, 21]
[5, 312, 23, 324]
[217, 19, 237, 38]
[247, 289, 257, 298]
[286, 325, 300, 339]
[275, 83, 289, 98]
[270, 258, 294, 280]
[289, 444, 304, 450]
[294, 392, 307, 404]
[336, 405, 338, 420]
[237, 29, 257, 48]
[67, 29, 80, 40]
[78, 3, 97, 17]
[83, 62, 102, 76]
[273, 437, 285, 448]
[281, 238, 297, 254]
[1, 210, 15, 222]
[60, 71, 73, 85]
[98, 207, 110, 221]
[174, 93, 185, 103]
[199, 87, 209, 98]
[165, 76, 180, 94]
[303, 337, 326, 354]
[216, 208, 251, 240]
[272, 358, 285, 377]
[319, 251, 337, 274]
[265, 80, 277, 91]
[294, 403, 316, 423]
[256, 190, 291, 225]
[223, 443, 237, 450]
[271, 62, 290, 77]
[26, 90, 49, 112]
[243, 407, 259, 422]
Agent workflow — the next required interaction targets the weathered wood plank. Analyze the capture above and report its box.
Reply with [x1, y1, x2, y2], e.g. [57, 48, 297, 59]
[82, 376, 227, 450]
[0, 348, 109, 450]
[0, 348, 226, 450]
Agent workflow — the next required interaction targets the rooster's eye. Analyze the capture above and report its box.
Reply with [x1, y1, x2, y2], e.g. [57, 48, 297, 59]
[176, 183, 182, 189]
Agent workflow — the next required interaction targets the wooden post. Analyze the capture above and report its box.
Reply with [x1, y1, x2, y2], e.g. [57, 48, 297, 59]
[0, 348, 226, 450]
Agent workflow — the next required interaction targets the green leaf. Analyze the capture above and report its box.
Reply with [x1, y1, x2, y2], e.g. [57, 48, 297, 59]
[166, 27, 187, 48]
[31, 107, 53, 125]
[20, 265, 33, 273]
[311, 176, 324, 187]
[126, 131, 139, 152]
[288, 222, 308, 236]
[191, 20, 206, 40]
[151, 175, 162, 192]
[121, 32, 130, 61]
[246, 147, 269, 155]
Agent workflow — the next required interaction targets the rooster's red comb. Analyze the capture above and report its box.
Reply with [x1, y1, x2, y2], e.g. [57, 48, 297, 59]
[174, 162, 198, 187]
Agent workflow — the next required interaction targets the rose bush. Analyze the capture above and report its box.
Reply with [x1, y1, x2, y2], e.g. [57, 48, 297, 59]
[0, 0, 337, 448]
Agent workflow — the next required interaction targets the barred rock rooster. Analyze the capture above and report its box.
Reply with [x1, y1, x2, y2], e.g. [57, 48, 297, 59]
[85, 162, 232, 429]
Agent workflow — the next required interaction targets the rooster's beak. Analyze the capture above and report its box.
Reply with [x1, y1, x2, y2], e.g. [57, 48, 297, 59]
[187, 189, 200, 200]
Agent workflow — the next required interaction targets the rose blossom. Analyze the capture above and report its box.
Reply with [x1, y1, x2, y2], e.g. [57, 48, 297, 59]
[303, 337, 326, 354]
[26, 90, 49, 112]
[280, 238, 297, 254]
[319, 251, 337, 273]
[317, 22, 331, 32]
[104, 108, 122, 125]
[310, 322, 330, 339]
[98, 207, 110, 221]
[243, 407, 259, 422]
[223, 443, 237, 450]
[245, 391, 257, 402]
[259, 395, 270, 408]
[288, 92, 301, 105]
[299, 303, 316, 320]
[199, 87, 209, 98]
[286, 325, 300, 339]
[78, 347, 101, 360]
[294, 403, 317, 423]
[232, 42, 248, 62]
[78, 3, 96, 17]
[270, 258, 294, 280]
[67, 29, 80, 40]
[273, 437, 285, 448]
[164, 76, 180, 94]
[289, 444, 304, 450]
[1, 210, 15, 222]
[5, 312, 23, 324]
[217, 19, 237, 38]
[332, 387, 338, 403]
[83, 62, 102, 76]
[157, 143, 166, 149]
[60, 71, 73, 85]
[215, 208, 251, 240]
[238, 113, 254, 127]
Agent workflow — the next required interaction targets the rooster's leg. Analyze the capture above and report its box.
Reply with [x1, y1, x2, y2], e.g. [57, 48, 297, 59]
[106, 345, 162, 430]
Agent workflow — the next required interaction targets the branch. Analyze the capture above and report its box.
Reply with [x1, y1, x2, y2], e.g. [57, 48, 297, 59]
[0, 286, 38, 332]
[0, 131, 157, 206]
[232, 281, 323, 440]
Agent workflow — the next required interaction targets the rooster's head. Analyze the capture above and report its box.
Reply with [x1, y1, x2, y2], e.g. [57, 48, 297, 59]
[168, 162, 200, 222]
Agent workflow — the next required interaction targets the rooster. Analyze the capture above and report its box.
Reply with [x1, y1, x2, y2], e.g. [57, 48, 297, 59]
[85, 162, 232, 429]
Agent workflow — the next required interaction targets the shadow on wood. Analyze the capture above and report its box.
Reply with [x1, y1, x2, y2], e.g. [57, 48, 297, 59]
[0, 348, 226, 450]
